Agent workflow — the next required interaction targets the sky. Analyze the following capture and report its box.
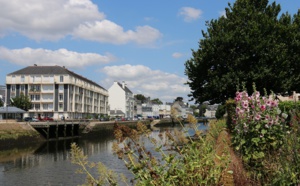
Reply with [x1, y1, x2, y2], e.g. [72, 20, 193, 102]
[0, 0, 299, 104]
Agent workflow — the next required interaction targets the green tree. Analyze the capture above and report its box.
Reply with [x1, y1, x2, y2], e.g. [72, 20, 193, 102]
[151, 98, 163, 105]
[185, 0, 300, 104]
[11, 93, 32, 111]
[134, 94, 148, 103]
[174, 97, 183, 102]
[215, 104, 226, 119]
[198, 104, 207, 117]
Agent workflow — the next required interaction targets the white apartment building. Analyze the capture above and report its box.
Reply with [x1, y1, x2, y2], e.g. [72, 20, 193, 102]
[108, 81, 134, 118]
[6, 65, 109, 120]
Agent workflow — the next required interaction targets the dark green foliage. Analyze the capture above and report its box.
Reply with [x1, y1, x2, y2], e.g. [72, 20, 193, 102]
[151, 98, 163, 105]
[185, 0, 300, 104]
[134, 94, 147, 103]
[11, 93, 32, 111]
[225, 99, 236, 132]
[215, 104, 226, 119]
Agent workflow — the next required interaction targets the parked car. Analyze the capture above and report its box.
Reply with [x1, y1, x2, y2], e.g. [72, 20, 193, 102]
[42, 117, 54, 121]
[24, 117, 39, 122]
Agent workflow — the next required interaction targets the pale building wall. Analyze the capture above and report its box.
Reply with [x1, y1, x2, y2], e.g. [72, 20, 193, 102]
[108, 82, 126, 114]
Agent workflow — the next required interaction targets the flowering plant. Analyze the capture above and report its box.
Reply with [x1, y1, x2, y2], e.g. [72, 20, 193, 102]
[232, 85, 289, 166]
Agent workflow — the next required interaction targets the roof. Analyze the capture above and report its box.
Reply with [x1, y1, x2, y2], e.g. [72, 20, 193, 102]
[8, 65, 106, 90]
[109, 110, 125, 115]
[117, 82, 132, 93]
[0, 106, 26, 113]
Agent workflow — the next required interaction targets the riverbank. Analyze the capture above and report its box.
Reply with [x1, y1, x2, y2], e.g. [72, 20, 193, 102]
[0, 121, 45, 149]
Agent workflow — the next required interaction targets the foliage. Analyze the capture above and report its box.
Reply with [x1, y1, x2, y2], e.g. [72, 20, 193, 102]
[215, 104, 226, 119]
[71, 115, 231, 185]
[225, 99, 236, 132]
[151, 98, 163, 105]
[70, 143, 121, 186]
[185, 0, 300, 104]
[174, 97, 183, 102]
[231, 85, 289, 177]
[134, 94, 148, 103]
[11, 93, 32, 111]
[198, 104, 207, 117]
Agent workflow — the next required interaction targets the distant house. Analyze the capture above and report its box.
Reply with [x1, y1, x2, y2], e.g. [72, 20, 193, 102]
[108, 81, 135, 118]
[172, 101, 193, 118]
[277, 91, 300, 102]
[109, 109, 125, 118]
[204, 104, 219, 118]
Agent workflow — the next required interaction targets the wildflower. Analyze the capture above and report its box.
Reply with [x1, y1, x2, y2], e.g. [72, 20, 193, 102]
[255, 114, 261, 121]
[260, 105, 266, 111]
[242, 100, 249, 109]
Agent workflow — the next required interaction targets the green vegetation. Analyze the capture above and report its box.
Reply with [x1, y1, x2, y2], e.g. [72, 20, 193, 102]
[11, 92, 32, 111]
[185, 0, 300, 104]
[71, 115, 231, 185]
[71, 0, 300, 184]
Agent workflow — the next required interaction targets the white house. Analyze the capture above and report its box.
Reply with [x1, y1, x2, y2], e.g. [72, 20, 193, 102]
[108, 81, 135, 118]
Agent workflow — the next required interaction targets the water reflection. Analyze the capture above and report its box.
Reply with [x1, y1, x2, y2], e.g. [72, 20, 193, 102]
[0, 123, 207, 186]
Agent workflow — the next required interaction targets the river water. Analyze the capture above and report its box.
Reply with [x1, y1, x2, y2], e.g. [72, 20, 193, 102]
[0, 123, 207, 186]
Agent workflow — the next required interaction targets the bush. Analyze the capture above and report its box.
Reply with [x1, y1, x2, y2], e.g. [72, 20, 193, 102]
[225, 99, 236, 132]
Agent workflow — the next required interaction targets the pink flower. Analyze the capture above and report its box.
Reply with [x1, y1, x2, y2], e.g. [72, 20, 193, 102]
[242, 100, 249, 109]
[260, 105, 266, 111]
[271, 100, 278, 107]
[255, 114, 261, 120]
[266, 100, 271, 107]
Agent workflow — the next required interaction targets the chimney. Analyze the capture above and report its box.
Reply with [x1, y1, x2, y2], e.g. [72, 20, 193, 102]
[122, 81, 125, 89]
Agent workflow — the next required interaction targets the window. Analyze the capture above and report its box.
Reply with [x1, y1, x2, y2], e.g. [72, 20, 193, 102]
[30, 95, 35, 100]
[30, 85, 40, 92]
[35, 95, 40, 101]
[43, 104, 48, 110]
[60, 75, 64, 82]
[21, 75, 25, 82]
[21, 85, 25, 91]
[59, 103, 63, 110]
[35, 104, 40, 110]
[59, 94, 63, 101]
[11, 85, 16, 92]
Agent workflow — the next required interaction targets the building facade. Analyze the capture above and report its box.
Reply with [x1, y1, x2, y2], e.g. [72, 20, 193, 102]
[6, 65, 109, 120]
[108, 81, 134, 118]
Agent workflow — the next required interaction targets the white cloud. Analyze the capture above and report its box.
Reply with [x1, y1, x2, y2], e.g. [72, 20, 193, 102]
[172, 52, 183, 58]
[179, 7, 203, 22]
[100, 64, 191, 103]
[0, 47, 115, 68]
[0, 0, 105, 41]
[0, 0, 162, 45]
[73, 20, 162, 45]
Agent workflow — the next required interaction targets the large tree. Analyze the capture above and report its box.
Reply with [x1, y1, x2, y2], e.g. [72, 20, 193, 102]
[11, 93, 32, 111]
[134, 94, 148, 103]
[151, 98, 163, 105]
[185, 0, 300, 104]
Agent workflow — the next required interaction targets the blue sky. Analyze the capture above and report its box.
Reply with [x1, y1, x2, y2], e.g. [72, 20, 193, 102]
[0, 0, 299, 104]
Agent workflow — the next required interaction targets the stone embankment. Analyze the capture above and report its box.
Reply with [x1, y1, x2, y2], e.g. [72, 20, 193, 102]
[0, 120, 45, 149]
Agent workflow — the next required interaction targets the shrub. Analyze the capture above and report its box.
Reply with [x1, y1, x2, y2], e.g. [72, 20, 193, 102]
[225, 99, 236, 132]
[231, 85, 289, 170]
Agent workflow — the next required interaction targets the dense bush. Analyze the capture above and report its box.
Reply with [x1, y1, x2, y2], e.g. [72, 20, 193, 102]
[225, 99, 236, 132]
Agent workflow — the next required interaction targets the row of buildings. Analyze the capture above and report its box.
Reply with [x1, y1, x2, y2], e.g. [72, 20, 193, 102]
[1, 65, 194, 120]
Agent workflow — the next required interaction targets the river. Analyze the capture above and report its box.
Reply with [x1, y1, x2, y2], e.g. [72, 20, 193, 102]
[0, 123, 207, 186]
